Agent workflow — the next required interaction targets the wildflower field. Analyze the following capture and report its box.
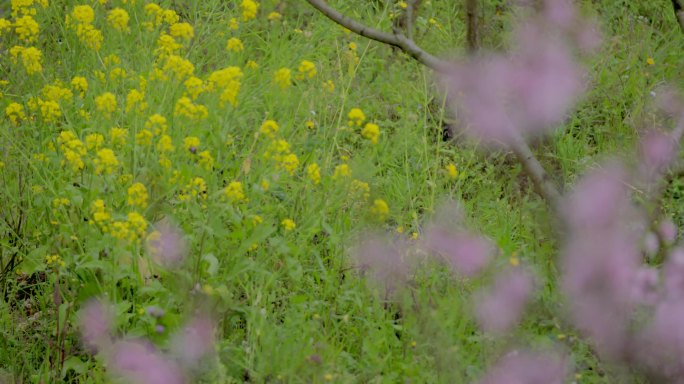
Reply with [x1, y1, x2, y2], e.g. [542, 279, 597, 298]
[1, 0, 684, 382]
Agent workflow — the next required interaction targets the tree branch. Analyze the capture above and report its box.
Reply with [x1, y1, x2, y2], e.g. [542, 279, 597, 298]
[509, 134, 563, 212]
[305, 0, 450, 72]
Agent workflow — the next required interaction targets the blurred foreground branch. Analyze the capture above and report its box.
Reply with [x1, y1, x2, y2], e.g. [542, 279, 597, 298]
[673, 0, 684, 31]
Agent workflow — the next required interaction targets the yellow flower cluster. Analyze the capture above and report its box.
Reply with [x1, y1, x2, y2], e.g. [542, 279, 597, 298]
[333, 163, 351, 180]
[110, 211, 148, 242]
[206, 67, 243, 106]
[361, 122, 380, 144]
[306, 163, 321, 185]
[274, 68, 291, 90]
[71, 76, 88, 97]
[241, 0, 259, 21]
[174, 97, 208, 120]
[162, 55, 195, 80]
[351, 179, 370, 200]
[5, 102, 26, 125]
[126, 89, 147, 113]
[95, 92, 117, 116]
[169, 22, 193, 40]
[94, 148, 119, 175]
[14, 15, 40, 42]
[281, 218, 296, 231]
[127, 182, 148, 208]
[446, 163, 458, 179]
[259, 120, 279, 138]
[58, 131, 86, 171]
[107, 8, 130, 32]
[45, 254, 66, 269]
[297, 60, 317, 80]
[67, 5, 103, 51]
[226, 37, 244, 52]
[370, 199, 389, 221]
[9, 45, 42, 74]
[224, 181, 247, 203]
[264, 139, 299, 176]
[110, 127, 128, 147]
[91, 199, 111, 231]
[85, 133, 104, 150]
[348, 108, 365, 126]
[178, 177, 208, 201]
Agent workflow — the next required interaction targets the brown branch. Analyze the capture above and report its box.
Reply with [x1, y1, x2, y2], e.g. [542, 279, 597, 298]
[305, 0, 450, 72]
[509, 134, 563, 212]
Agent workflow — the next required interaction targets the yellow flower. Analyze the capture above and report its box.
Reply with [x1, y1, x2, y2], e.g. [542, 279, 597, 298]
[226, 37, 244, 52]
[52, 198, 71, 209]
[5, 103, 25, 125]
[322, 79, 335, 93]
[75, 24, 104, 51]
[107, 8, 130, 32]
[646, 57, 655, 66]
[14, 15, 40, 42]
[350, 179, 370, 200]
[361, 122, 380, 144]
[174, 97, 208, 120]
[297, 60, 317, 79]
[273, 68, 291, 90]
[348, 108, 365, 127]
[333, 164, 351, 180]
[91, 199, 111, 231]
[162, 55, 195, 80]
[224, 181, 247, 203]
[125, 89, 147, 113]
[70, 5, 95, 24]
[9, 46, 42, 74]
[41, 83, 74, 104]
[279, 153, 299, 175]
[281, 218, 296, 231]
[306, 163, 321, 184]
[206, 67, 243, 90]
[135, 130, 153, 146]
[250, 215, 263, 226]
[0, 19, 11, 36]
[198, 150, 214, 170]
[398, 1, 408, 9]
[241, 0, 259, 21]
[94, 148, 119, 175]
[145, 114, 168, 135]
[156, 134, 174, 153]
[260, 179, 270, 191]
[95, 92, 117, 116]
[85, 133, 105, 150]
[183, 136, 200, 153]
[445, 163, 458, 179]
[45, 254, 66, 269]
[169, 22, 194, 40]
[229, 17, 239, 30]
[126, 183, 148, 209]
[156, 33, 182, 56]
[110, 127, 128, 147]
[260, 119, 279, 138]
[348, 42, 357, 52]
[246, 60, 259, 69]
[71, 76, 88, 97]
[109, 67, 127, 81]
[184, 76, 204, 99]
[370, 199, 389, 221]
[126, 211, 147, 241]
[220, 80, 241, 106]
[267, 12, 282, 21]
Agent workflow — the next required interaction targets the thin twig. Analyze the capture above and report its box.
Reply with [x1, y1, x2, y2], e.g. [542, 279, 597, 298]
[466, 0, 479, 52]
[305, 0, 450, 72]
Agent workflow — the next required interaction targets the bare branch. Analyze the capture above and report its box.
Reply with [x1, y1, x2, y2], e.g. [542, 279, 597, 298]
[509, 134, 563, 211]
[305, 0, 450, 72]
[466, 0, 479, 52]
[673, 0, 684, 32]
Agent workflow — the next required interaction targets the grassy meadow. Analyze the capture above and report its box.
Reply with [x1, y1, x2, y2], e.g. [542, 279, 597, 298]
[1, 0, 683, 382]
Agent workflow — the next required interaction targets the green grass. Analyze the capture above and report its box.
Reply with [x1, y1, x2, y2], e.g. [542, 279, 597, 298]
[0, 0, 683, 382]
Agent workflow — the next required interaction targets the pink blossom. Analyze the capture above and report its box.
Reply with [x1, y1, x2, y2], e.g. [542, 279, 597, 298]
[423, 226, 494, 277]
[147, 219, 188, 267]
[79, 299, 113, 352]
[170, 314, 215, 368]
[475, 267, 535, 333]
[354, 235, 416, 295]
[480, 350, 567, 384]
[110, 339, 187, 384]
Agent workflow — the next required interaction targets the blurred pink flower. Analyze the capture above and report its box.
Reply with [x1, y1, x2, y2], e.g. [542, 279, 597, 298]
[639, 129, 676, 181]
[170, 314, 215, 368]
[475, 267, 535, 333]
[147, 219, 188, 267]
[79, 299, 113, 352]
[480, 349, 567, 384]
[354, 235, 416, 295]
[423, 225, 494, 277]
[110, 339, 187, 384]
[441, 1, 588, 148]
[635, 299, 684, 380]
